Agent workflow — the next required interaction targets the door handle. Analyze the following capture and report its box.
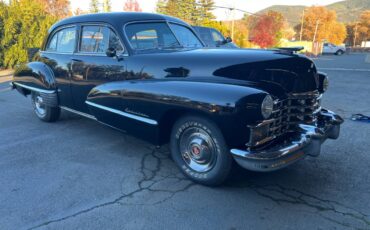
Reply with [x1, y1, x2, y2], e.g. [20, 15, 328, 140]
[71, 58, 82, 62]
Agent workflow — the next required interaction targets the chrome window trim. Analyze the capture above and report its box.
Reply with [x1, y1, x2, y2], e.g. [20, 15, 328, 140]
[13, 82, 56, 94]
[60, 106, 97, 120]
[85, 101, 158, 125]
[41, 51, 75, 55]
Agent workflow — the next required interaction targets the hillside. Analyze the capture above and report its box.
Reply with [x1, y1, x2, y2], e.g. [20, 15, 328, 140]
[258, 0, 370, 25]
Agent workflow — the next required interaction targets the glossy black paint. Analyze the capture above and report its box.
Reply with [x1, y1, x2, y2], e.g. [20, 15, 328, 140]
[13, 12, 324, 148]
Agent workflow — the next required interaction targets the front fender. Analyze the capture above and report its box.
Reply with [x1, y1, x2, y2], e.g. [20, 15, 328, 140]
[86, 80, 268, 146]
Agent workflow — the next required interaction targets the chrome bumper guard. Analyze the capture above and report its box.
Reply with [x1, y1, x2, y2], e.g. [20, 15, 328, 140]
[230, 109, 343, 172]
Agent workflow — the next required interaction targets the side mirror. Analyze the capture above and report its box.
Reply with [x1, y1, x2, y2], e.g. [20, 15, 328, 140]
[106, 47, 117, 57]
[223, 37, 232, 44]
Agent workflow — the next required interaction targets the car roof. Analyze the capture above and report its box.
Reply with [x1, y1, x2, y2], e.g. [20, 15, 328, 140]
[49, 12, 188, 32]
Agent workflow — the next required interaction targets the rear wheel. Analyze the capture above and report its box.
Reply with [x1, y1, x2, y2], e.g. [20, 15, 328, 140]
[335, 50, 344, 55]
[31, 92, 60, 122]
[170, 115, 232, 186]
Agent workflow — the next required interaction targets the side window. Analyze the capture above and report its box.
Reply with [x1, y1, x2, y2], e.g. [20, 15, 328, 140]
[80, 26, 109, 53]
[109, 30, 124, 52]
[46, 27, 76, 53]
[211, 29, 224, 43]
[131, 29, 159, 49]
[196, 28, 214, 47]
[47, 34, 58, 51]
[169, 24, 203, 48]
[125, 22, 180, 50]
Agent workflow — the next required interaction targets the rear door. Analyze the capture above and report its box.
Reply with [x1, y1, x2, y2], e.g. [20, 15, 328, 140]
[70, 24, 127, 114]
[40, 26, 77, 108]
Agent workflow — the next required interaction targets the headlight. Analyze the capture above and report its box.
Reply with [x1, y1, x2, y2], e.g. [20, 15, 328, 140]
[261, 95, 274, 119]
[323, 76, 329, 92]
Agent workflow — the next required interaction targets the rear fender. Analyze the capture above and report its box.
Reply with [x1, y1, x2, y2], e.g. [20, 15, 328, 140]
[12, 62, 58, 107]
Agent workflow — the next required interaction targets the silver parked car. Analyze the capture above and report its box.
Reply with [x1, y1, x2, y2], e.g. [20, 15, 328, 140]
[322, 42, 345, 55]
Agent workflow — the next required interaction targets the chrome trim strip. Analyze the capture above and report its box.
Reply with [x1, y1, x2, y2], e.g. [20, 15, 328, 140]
[85, 101, 158, 125]
[60, 106, 97, 120]
[13, 82, 56, 94]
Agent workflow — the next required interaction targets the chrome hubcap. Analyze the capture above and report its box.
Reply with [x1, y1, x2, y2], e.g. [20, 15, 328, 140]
[33, 94, 46, 117]
[179, 127, 217, 172]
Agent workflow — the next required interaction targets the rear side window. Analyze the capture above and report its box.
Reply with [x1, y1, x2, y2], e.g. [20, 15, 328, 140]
[193, 27, 214, 47]
[46, 27, 76, 53]
[125, 22, 179, 50]
[210, 29, 224, 43]
[169, 24, 203, 48]
[80, 26, 124, 53]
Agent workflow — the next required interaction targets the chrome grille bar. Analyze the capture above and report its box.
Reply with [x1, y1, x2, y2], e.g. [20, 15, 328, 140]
[248, 91, 322, 147]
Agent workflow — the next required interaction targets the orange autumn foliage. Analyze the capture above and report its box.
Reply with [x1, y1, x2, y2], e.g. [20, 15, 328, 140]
[301, 6, 346, 45]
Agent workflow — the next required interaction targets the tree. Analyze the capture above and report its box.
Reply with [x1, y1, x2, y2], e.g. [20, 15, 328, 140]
[156, 0, 216, 25]
[73, 7, 86, 16]
[249, 10, 286, 48]
[298, 6, 346, 45]
[103, 0, 111, 12]
[357, 10, 370, 43]
[123, 0, 142, 12]
[35, 0, 71, 19]
[196, 0, 215, 25]
[156, 0, 167, 14]
[1, 0, 57, 68]
[327, 22, 346, 45]
[0, 1, 7, 67]
[345, 10, 370, 46]
[89, 0, 100, 13]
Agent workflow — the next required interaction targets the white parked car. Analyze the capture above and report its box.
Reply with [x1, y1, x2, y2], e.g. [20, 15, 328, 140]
[322, 42, 345, 55]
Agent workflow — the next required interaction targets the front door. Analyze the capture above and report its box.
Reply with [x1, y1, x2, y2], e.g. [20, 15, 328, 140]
[71, 25, 126, 114]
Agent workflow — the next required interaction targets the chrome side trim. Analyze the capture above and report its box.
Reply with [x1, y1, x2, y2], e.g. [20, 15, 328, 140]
[13, 82, 56, 94]
[85, 101, 158, 125]
[60, 106, 97, 120]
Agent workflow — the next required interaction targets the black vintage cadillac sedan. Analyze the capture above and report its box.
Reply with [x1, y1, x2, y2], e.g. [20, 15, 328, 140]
[12, 12, 343, 185]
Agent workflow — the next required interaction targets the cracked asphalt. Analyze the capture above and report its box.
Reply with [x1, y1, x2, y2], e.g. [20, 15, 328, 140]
[0, 54, 369, 230]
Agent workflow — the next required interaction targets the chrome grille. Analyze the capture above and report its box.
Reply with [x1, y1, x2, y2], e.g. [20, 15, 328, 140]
[269, 91, 322, 138]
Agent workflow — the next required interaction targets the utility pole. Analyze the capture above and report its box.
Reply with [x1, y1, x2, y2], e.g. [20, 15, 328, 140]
[231, 8, 235, 40]
[312, 20, 319, 55]
[299, 9, 305, 41]
[312, 20, 319, 43]
[353, 22, 358, 47]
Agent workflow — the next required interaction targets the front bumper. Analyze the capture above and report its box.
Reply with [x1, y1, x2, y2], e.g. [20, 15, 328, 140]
[230, 109, 343, 172]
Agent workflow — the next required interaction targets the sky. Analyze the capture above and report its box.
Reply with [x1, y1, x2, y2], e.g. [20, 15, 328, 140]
[71, 0, 344, 20]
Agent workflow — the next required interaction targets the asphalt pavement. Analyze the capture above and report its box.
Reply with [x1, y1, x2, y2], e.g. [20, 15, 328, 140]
[0, 53, 369, 230]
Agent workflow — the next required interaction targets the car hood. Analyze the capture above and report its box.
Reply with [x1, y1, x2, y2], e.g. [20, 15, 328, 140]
[128, 48, 319, 97]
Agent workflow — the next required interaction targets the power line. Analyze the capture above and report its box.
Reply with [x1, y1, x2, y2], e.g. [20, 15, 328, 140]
[194, 2, 302, 25]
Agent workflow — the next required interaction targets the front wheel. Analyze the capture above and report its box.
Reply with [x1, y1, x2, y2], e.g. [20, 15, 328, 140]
[31, 92, 60, 122]
[170, 115, 232, 186]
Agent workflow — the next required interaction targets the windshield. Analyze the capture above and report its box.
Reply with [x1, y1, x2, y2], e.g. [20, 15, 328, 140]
[125, 22, 203, 52]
